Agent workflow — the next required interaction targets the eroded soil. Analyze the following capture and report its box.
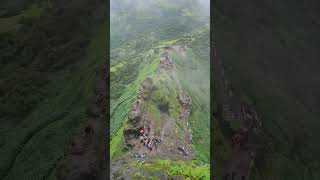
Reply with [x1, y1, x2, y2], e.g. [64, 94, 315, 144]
[111, 47, 195, 179]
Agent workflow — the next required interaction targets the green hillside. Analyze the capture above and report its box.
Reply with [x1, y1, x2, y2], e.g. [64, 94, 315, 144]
[0, 0, 106, 179]
[110, 0, 210, 179]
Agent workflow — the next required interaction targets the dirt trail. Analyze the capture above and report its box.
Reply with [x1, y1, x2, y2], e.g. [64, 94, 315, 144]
[111, 47, 194, 178]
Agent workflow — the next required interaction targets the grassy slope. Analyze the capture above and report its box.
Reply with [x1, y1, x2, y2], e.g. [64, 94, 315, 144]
[110, 52, 160, 159]
[0, 0, 106, 178]
[0, 3, 43, 34]
[110, 31, 211, 161]
[129, 159, 209, 180]
[172, 29, 211, 163]
[214, 0, 320, 179]
[110, 42, 211, 178]
[0, 23, 106, 180]
[110, 1, 210, 178]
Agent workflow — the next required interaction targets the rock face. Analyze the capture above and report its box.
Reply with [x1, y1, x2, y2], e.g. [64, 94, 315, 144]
[112, 47, 196, 178]
[159, 49, 176, 70]
[122, 47, 194, 155]
[123, 78, 154, 149]
[178, 91, 192, 112]
[178, 91, 193, 143]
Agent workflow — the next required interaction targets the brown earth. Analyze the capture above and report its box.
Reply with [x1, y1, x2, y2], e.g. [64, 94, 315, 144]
[111, 47, 195, 179]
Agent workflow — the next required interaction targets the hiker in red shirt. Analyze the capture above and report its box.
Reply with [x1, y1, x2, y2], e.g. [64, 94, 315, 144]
[139, 128, 144, 136]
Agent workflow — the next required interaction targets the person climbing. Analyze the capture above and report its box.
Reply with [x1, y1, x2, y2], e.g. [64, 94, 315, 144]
[151, 138, 157, 150]
[154, 142, 158, 150]
[148, 139, 155, 150]
[139, 128, 144, 136]
[155, 138, 161, 146]
[143, 138, 148, 147]
[148, 142, 152, 150]
[144, 138, 149, 148]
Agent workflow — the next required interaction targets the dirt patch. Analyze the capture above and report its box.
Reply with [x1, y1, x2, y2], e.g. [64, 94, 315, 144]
[111, 47, 197, 178]
[123, 78, 153, 149]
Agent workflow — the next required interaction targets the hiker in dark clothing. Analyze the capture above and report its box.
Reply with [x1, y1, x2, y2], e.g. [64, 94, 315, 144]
[147, 140, 153, 150]
[154, 138, 160, 150]
[155, 138, 161, 149]
[143, 138, 148, 146]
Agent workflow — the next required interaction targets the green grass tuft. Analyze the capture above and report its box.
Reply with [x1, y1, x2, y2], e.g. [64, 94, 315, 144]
[130, 159, 210, 180]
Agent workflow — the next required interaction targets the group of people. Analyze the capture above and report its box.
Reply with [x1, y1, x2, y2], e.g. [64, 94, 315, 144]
[138, 128, 161, 151]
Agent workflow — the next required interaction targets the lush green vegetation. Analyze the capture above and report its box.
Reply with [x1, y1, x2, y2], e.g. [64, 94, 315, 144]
[110, 54, 160, 159]
[215, 0, 320, 178]
[110, 0, 210, 172]
[0, 0, 106, 179]
[170, 29, 210, 162]
[0, 3, 43, 34]
[130, 159, 210, 180]
[110, 0, 210, 165]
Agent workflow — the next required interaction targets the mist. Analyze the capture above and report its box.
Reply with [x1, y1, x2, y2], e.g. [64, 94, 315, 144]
[111, 0, 210, 17]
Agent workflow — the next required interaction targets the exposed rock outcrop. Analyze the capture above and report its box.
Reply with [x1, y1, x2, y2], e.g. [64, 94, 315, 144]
[123, 78, 154, 149]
